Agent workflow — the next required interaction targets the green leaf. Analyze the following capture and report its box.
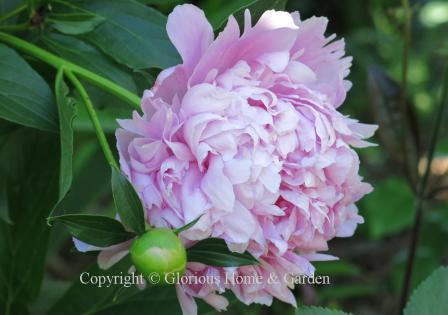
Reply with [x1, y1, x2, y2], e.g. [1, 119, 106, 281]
[41, 33, 137, 92]
[55, 69, 77, 200]
[48, 214, 135, 247]
[92, 286, 182, 315]
[187, 238, 258, 267]
[47, 9, 105, 35]
[362, 176, 415, 239]
[54, 0, 180, 69]
[48, 257, 182, 315]
[47, 141, 113, 254]
[73, 101, 130, 133]
[26, 0, 41, 12]
[201, 0, 257, 29]
[0, 44, 57, 131]
[174, 215, 203, 234]
[48, 257, 133, 315]
[0, 0, 22, 17]
[0, 129, 60, 313]
[29, 278, 71, 315]
[111, 167, 146, 235]
[318, 284, 376, 301]
[295, 306, 351, 315]
[314, 260, 361, 277]
[404, 266, 448, 315]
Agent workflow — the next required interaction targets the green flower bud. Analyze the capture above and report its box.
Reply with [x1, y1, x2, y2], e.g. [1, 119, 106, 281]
[130, 228, 187, 284]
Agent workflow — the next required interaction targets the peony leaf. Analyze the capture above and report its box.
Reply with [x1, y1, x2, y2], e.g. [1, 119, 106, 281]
[48, 257, 182, 315]
[0, 44, 58, 131]
[187, 238, 259, 267]
[404, 266, 448, 315]
[0, 129, 60, 312]
[362, 176, 415, 239]
[47, 5, 105, 35]
[53, 0, 180, 70]
[55, 69, 77, 200]
[111, 166, 146, 235]
[295, 306, 352, 315]
[48, 214, 135, 247]
[41, 33, 137, 93]
[174, 215, 203, 234]
[202, 0, 257, 29]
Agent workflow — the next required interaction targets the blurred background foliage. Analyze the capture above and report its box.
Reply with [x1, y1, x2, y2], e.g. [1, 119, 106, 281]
[0, 0, 447, 314]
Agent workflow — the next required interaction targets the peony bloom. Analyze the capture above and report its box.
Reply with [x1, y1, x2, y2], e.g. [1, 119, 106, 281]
[111, 4, 376, 314]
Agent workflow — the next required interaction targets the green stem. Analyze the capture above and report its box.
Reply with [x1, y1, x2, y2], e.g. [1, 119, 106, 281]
[0, 4, 27, 23]
[0, 32, 141, 110]
[65, 70, 119, 169]
[400, 0, 411, 95]
[399, 0, 419, 189]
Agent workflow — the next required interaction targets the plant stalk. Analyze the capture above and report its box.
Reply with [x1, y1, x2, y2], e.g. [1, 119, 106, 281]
[399, 67, 448, 311]
[0, 32, 141, 110]
[65, 70, 119, 169]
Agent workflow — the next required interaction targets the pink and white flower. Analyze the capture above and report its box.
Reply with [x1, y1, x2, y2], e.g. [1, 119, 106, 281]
[111, 4, 376, 314]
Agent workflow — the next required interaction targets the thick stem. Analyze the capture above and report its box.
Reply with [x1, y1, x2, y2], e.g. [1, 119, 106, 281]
[65, 70, 119, 169]
[0, 32, 141, 110]
[399, 67, 448, 311]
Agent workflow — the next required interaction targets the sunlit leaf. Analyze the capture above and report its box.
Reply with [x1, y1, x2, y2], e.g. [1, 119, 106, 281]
[404, 266, 448, 315]
[47, 7, 105, 35]
[362, 176, 415, 239]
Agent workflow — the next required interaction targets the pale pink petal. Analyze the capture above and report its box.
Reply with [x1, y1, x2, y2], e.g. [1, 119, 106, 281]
[176, 285, 198, 315]
[203, 294, 229, 311]
[167, 4, 214, 74]
[201, 156, 235, 211]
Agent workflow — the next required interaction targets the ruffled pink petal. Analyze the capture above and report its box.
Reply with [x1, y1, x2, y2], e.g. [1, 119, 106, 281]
[167, 4, 214, 74]
[176, 284, 198, 315]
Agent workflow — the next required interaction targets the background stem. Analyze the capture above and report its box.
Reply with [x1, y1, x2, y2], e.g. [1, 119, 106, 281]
[0, 4, 26, 23]
[65, 70, 119, 169]
[399, 67, 448, 311]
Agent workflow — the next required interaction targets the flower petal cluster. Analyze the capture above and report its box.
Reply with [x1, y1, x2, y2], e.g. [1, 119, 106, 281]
[112, 4, 377, 314]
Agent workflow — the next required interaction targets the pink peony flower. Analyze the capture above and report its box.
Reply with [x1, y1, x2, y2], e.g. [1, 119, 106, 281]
[112, 4, 377, 314]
